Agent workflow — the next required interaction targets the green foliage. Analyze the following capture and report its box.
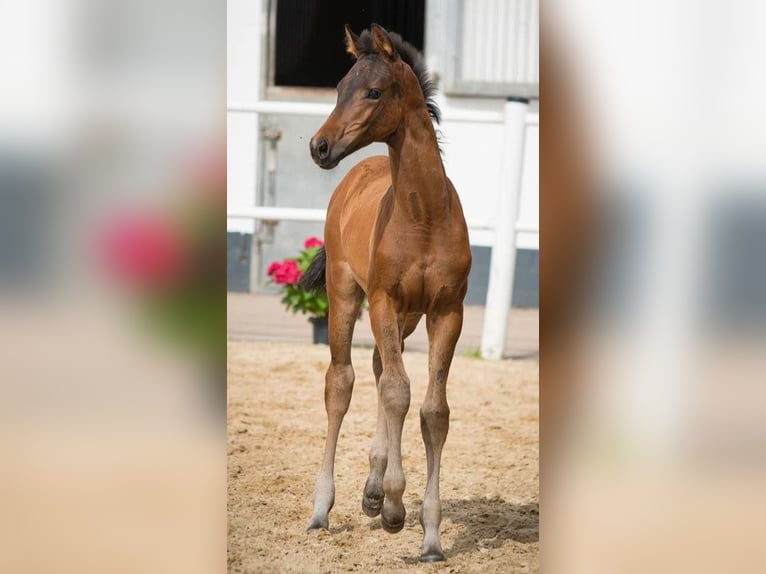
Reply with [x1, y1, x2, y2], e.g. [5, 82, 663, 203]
[463, 347, 483, 359]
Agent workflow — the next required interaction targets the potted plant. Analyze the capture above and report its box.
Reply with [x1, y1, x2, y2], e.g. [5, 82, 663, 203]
[267, 237, 329, 344]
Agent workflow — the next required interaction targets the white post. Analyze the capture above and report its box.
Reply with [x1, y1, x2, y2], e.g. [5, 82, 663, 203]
[480, 98, 529, 359]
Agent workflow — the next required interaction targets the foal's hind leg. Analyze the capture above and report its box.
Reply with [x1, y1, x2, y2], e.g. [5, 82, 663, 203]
[362, 314, 421, 518]
[418, 306, 463, 562]
[307, 264, 364, 531]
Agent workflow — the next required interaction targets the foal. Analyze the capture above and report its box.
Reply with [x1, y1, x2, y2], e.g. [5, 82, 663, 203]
[303, 24, 471, 562]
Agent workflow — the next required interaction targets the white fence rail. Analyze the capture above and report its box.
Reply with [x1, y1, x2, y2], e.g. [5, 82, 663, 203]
[227, 100, 538, 359]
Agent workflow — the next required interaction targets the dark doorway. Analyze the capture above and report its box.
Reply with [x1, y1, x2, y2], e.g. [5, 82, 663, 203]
[274, 0, 426, 88]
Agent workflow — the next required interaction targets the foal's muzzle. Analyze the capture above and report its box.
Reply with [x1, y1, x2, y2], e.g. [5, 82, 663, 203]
[310, 136, 338, 169]
[311, 137, 329, 160]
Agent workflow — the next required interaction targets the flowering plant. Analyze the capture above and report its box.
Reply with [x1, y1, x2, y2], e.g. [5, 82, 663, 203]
[267, 237, 328, 318]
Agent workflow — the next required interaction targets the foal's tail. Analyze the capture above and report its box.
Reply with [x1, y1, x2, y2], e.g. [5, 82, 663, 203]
[299, 246, 327, 292]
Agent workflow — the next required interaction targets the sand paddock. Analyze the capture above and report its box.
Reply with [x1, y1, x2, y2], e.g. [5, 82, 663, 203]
[228, 341, 538, 573]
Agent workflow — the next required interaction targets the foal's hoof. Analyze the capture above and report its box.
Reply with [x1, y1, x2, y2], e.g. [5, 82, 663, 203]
[306, 517, 329, 532]
[362, 494, 384, 517]
[419, 551, 446, 563]
[380, 514, 405, 534]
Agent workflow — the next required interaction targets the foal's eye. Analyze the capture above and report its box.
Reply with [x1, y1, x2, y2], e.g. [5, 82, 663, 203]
[367, 88, 382, 100]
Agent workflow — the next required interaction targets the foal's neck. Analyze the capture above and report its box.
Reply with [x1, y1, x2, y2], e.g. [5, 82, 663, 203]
[386, 106, 449, 225]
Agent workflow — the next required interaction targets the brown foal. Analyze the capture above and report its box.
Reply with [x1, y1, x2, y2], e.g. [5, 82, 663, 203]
[303, 24, 471, 562]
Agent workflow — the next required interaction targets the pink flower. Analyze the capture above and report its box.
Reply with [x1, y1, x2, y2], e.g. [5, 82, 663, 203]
[304, 237, 323, 249]
[266, 261, 281, 276]
[272, 259, 302, 285]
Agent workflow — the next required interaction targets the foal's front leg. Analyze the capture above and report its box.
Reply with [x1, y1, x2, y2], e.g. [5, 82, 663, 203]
[419, 306, 463, 562]
[361, 346, 387, 518]
[363, 315, 421, 518]
[307, 276, 363, 531]
[368, 293, 410, 533]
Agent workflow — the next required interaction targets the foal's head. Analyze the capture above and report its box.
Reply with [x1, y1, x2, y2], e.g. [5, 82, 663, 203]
[310, 24, 439, 170]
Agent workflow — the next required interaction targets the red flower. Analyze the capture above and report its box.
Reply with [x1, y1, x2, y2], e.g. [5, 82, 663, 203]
[266, 261, 281, 277]
[271, 260, 302, 285]
[304, 237, 323, 249]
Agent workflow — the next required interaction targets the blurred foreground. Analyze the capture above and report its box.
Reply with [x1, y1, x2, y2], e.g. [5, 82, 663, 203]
[1, 1, 224, 572]
[543, 2, 766, 572]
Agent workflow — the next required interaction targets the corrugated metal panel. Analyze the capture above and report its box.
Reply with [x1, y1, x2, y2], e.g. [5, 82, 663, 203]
[448, 0, 539, 97]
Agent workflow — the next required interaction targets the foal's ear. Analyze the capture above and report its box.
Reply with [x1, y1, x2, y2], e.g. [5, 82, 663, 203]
[344, 24, 361, 60]
[370, 23, 398, 60]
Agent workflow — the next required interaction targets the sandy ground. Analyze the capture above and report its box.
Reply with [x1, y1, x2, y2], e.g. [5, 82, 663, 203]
[228, 341, 538, 573]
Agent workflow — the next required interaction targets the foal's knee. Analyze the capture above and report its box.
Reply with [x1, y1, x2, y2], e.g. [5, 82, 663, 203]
[369, 450, 387, 469]
[325, 362, 354, 415]
[379, 371, 410, 417]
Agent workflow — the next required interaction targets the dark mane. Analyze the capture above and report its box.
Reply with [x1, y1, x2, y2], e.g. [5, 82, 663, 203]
[355, 29, 441, 125]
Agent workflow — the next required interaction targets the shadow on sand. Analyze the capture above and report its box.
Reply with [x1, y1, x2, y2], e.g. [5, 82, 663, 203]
[397, 496, 538, 563]
[442, 497, 538, 557]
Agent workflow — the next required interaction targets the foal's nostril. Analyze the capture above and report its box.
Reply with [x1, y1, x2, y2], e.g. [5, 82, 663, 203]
[316, 138, 329, 160]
